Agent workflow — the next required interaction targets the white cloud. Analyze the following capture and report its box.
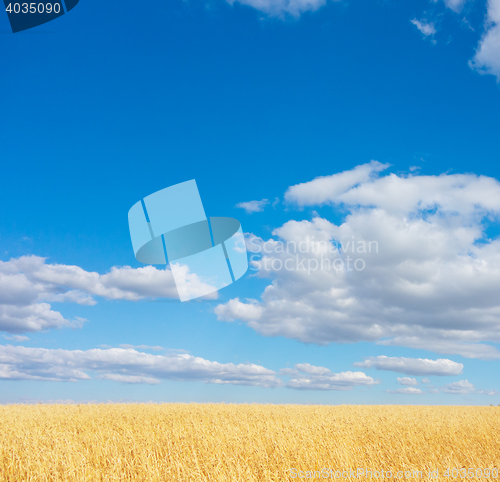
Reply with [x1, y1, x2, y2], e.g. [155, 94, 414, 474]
[281, 363, 379, 390]
[2, 334, 29, 342]
[1, 255, 179, 303]
[284, 161, 389, 207]
[216, 164, 500, 360]
[480, 389, 498, 395]
[443, 0, 469, 13]
[397, 376, 419, 386]
[354, 357, 463, 376]
[438, 379, 497, 395]
[377, 337, 500, 360]
[411, 19, 437, 37]
[386, 387, 423, 394]
[235, 199, 269, 214]
[98, 374, 161, 385]
[169, 262, 220, 302]
[119, 344, 164, 351]
[422, 378, 430, 383]
[226, 0, 328, 17]
[442, 379, 475, 394]
[0, 345, 282, 387]
[442, 380, 483, 395]
[214, 298, 263, 321]
[470, 0, 500, 81]
[0, 256, 180, 333]
[0, 303, 84, 333]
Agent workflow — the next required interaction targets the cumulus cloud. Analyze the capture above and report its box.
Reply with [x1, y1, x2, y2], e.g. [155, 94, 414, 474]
[235, 199, 269, 214]
[386, 387, 423, 394]
[0, 303, 85, 334]
[411, 19, 437, 37]
[0, 256, 181, 333]
[281, 363, 379, 390]
[440, 379, 496, 395]
[470, 0, 500, 81]
[442, 379, 475, 394]
[216, 163, 500, 360]
[0, 345, 282, 387]
[397, 377, 419, 386]
[354, 357, 464, 376]
[284, 161, 389, 207]
[214, 298, 263, 322]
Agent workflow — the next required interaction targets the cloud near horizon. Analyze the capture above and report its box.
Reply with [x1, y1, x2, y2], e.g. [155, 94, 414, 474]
[354, 356, 464, 376]
[386, 387, 423, 395]
[397, 377, 419, 386]
[0, 345, 281, 387]
[1, 345, 496, 395]
[441, 379, 497, 395]
[280, 363, 379, 390]
[0, 347, 380, 392]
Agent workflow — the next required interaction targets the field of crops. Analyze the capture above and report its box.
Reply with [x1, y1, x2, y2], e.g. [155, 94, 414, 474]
[0, 404, 498, 481]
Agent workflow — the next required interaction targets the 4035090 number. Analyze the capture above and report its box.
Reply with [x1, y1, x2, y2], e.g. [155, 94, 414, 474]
[5, 3, 61, 14]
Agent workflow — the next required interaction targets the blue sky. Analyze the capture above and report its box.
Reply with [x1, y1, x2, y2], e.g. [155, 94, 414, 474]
[1, 0, 500, 404]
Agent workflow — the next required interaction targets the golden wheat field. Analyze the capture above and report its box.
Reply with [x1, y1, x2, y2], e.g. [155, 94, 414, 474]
[0, 404, 498, 482]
